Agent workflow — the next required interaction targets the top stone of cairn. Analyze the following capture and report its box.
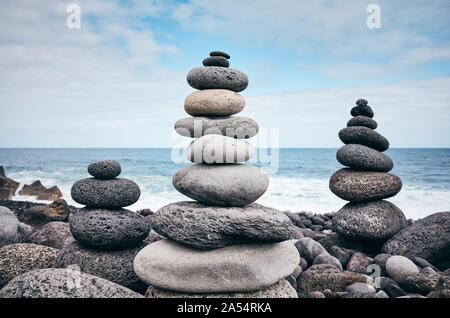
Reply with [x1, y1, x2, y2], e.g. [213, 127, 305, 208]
[210, 51, 230, 59]
[88, 160, 121, 179]
[356, 98, 368, 106]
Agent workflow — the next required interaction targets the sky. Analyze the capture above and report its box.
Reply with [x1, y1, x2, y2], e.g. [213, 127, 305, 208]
[1, 0, 450, 148]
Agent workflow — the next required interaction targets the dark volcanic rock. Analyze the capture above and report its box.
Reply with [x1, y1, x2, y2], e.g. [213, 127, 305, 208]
[210, 51, 230, 59]
[71, 178, 140, 208]
[294, 237, 328, 265]
[339, 126, 389, 152]
[70, 208, 150, 250]
[151, 201, 292, 250]
[332, 200, 407, 240]
[346, 252, 372, 274]
[54, 241, 147, 293]
[19, 199, 70, 226]
[379, 276, 406, 298]
[0, 166, 20, 199]
[330, 246, 351, 268]
[382, 211, 450, 269]
[373, 253, 392, 276]
[174, 116, 259, 139]
[337, 144, 393, 172]
[351, 105, 374, 118]
[329, 169, 402, 202]
[402, 267, 440, 295]
[203, 56, 230, 67]
[0, 268, 143, 298]
[19, 180, 62, 201]
[347, 116, 378, 129]
[428, 276, 450, 298]
[24, 221, 74, 249]
[0, 243, 60, 288]
[186, 67, 248, 92]
[356, 98, 368, 106]
[87, 160, 121, 179]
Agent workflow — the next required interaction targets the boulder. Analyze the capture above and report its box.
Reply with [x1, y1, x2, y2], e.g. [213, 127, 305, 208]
[382, 212, 450, 269]
[24, 221, 74, 249]
[18, 199, 70, 226]
[19, 180, 62, 201]
[332, 200, 407, 240]
[174, 116, 258, 139]
[134, 240, 299, 293]
[329, 169, 402, 202]
[151, 201, 293, 250]
[172, 164, 268, 207]
[54, 241, 147, 293]
[70, 208, 150, 250]
[0, 243, 60, 288]
[145, 279, 297, 298]
[186, 67, 249, 92]
[0, 268, 143, 298]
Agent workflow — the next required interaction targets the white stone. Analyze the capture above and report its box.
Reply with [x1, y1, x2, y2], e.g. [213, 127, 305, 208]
[386, 255, 419, 284]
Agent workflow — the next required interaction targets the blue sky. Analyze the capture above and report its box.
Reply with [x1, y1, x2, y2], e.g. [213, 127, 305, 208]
[1, 0, 450, 147]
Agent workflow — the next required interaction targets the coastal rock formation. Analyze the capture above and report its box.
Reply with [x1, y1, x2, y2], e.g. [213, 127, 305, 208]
[19, 199, 70, 226]
[53, 160, 149, 292]
[134, 51, 298, 298]
[0, 268, 143, 298]
[0, 166, 20, 200]
[330, 98, 406, 241]
[19, 180, 62, 201]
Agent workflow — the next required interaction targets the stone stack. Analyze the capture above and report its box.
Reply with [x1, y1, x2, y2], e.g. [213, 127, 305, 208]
[54, 160, 150, 293]
[329, 99, 407, 241]
[134, 51, 300, 298]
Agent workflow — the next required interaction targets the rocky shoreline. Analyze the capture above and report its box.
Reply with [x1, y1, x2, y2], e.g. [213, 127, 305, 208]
[0, 198, 449, 298]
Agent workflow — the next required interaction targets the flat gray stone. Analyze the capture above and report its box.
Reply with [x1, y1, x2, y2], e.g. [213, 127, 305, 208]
[382, 212, 450, 268]
[337, 144, 393, 172]
[203, 56, 229, 67]
[187, 135, 254, 164]
[88, 160, 121, 179]
[174, 116, 259, 139]
[54, 240, 147, 293]
[347, 116, 378, 129]
[0, 268, 143, 298]
[332, 200, 407, 240]
[71, 178, 140, 208]
[339, 126, 389, 152]
[145, 279, 297, 298]
[0, 243, 60, 288]
[173, 164, 269, 207]
[70, 208, 150, 250]
[329, 168, 402, 202]
[134, 240, 299, 293]
[210, 51, 230, 59]
[187, 67, 248, 92]
[0, 206, 20, 247]
[151, 201, 293, 250]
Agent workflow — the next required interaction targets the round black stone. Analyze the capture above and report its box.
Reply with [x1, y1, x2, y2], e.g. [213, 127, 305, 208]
[356, 98, 368, 106]
[347, 116, 378, 130]
[88, 160, 121, 179]
[203, 56, 230, 67]
[210, 51, 230, 59]
[351, 105, 374, 118]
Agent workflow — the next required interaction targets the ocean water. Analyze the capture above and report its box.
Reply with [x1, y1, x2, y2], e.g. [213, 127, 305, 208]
[1, 148, 449, 220]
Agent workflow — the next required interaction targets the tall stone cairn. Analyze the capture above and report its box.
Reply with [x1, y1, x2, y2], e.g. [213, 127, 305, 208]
[329, 98, 407, 241]
[54, 160, 150, 293]
[133, 51, 300, 298]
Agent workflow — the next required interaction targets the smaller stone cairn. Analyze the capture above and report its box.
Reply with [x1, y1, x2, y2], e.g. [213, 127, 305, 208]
[329, 99, 407, 241]
[54, 160, 150, 293]
[133, 51, 300, 298]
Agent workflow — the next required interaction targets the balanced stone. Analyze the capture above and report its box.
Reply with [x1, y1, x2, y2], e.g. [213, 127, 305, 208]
[332, 200, 407, 240]
[0, 268, 143, 298]
[203, 56, 229, 67]
[151, 201, 293, 250]
[187, 135, 254, 164]
[71, 178, 140, 208]
[174, 116, 259, 139]
[329, 168, 402, 202]
[172, 164, 269, 206]
[347, 116, 378, 129]
[145, 280, 297, 298]
[351, 105, 374, 118]
[70, 208, 150, 249]
[356, 98, 368, 106]
[133, 239, 300, 293]
[337, 144, 393, 172]
[184, 89, 245, 116]
[339, 126, 389, 152]
[0, 243, 60, 288]
[187, 67, 249, 92]
[54, 241, 147, 293]
[88, 160, 121, 179]
[210, 51, 230, 59]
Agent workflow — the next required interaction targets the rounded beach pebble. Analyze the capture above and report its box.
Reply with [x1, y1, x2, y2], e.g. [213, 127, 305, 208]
[203, 56, 229, 67]
[184, 89, 245, 117]
[70, 208, 150, 249]
[187, 67, 248, 92]
[337, 144, 393, 172]
[339, 126, 389, 152]
[87, 160, 121, 179]
[71, 178, 140, 208]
